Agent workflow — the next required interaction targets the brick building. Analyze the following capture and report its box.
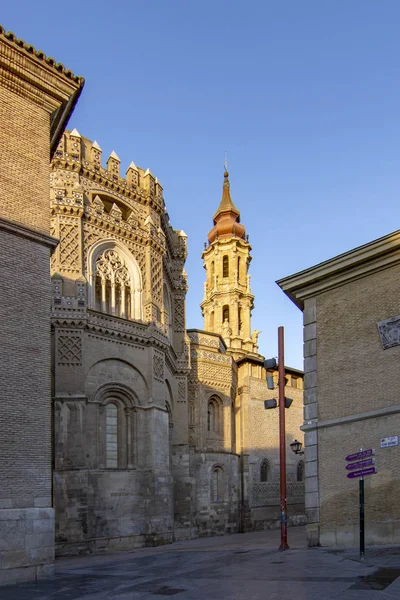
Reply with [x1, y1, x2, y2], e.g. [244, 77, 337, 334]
[278, 231, 400, 547]
[0, 27, 83, 585]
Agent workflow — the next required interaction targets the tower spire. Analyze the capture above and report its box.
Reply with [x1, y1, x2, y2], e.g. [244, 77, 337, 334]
[208, 169, 245, 243]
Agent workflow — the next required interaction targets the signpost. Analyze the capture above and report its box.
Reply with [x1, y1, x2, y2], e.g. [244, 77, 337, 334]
[345, 448, 378, 560]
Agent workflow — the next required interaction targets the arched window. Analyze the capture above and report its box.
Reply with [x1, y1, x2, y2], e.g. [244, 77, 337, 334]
[207, 397, 222, 435]
[223, 255, 229, 278]
[222, 305, 229, 323]
[237, 256, 241, 280]
[260, 459, 272, 482]
[297, 460, 305, 482]
[88, 241, 142, 321]
[105, 403, 118, 468]
[212, 467, 224, 503]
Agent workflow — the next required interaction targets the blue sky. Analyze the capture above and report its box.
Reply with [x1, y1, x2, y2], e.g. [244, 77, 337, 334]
[4, 1, 400, 368]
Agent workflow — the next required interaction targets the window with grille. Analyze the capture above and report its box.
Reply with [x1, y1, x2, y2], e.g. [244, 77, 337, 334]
[105, 403, 118, 468]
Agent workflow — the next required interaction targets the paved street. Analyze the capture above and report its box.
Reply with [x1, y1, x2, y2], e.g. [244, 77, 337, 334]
[3, 527, 400, 599]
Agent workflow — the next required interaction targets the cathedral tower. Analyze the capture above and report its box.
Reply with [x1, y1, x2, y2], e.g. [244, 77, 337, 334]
[201, 170, 260, 356]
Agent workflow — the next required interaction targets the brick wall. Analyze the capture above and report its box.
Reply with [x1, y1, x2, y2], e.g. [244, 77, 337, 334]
[0, 87, 49, 233]
[0, 229, 52, 506]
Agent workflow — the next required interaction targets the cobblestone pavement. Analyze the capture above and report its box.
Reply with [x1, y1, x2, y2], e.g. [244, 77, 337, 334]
[3, 527, 400, 599]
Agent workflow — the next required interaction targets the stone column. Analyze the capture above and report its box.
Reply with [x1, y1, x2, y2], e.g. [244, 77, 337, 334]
[101, 279, 107, 312]
[301, 297, 320, 547]
[111, 282, 116, 315]
[120, 285, 126, 319]
[125, 408, 133, 468]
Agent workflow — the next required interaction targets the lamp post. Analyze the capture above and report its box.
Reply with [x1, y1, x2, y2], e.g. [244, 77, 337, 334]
[264, 327, 290, 550]
[277, 326, 289, 550]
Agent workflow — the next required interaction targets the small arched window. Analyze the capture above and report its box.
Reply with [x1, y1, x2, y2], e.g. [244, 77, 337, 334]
[105, 403, 118, 468]
[297, 460, 305, 482]
[237, 256, 241, 280]
[209, 311, 214, 330]
[212, 467, 224, 503]
[223, 255, 229, 278]
[207, 397, 222, 435]
[260, 459, 271, 482]
[222, 305, 229, 323]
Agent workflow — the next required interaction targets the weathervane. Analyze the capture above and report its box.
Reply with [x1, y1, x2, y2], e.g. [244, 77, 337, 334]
[224, 151, 228, 172]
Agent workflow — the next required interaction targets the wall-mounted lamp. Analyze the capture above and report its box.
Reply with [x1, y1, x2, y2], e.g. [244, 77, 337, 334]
[289, 439, 304, 455]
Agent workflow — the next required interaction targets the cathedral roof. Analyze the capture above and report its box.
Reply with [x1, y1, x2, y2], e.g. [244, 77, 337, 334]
[208, 171, 246, 243]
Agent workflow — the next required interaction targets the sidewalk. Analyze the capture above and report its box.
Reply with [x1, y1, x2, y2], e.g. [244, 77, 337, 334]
[2, 527, 400, 599]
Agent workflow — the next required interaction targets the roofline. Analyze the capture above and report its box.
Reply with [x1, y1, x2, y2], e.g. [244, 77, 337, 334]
[276, 229, 400, 310]
[0, 25, 84, 84]
[186, 328, 227, 349]
[50, 83, 85, 158]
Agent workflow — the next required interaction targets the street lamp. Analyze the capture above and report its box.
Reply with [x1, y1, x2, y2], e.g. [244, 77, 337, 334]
[290, 439, 304, 455]
[263, 326, 289, 551]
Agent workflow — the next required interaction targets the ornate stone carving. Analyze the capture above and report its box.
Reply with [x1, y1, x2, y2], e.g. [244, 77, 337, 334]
[177, 378, 187, 403]
[174, 297, 185, 332]
[153, 351, 164, 382]
[57, 332, 82, 366]
[59, 217, 81, 273]
[377, 316, 400, 349]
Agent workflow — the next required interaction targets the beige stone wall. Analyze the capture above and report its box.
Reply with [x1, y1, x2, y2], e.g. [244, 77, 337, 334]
[245, 372, 305, 528]
[317, 264, 400, 421]
[319, 415, 400, 546]
[312, 263, 400, 546]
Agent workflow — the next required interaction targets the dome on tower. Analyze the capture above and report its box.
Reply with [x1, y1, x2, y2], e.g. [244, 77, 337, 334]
[207, 171, 246, 244]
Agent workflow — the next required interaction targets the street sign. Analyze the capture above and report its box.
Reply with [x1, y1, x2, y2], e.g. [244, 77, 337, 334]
[345, 449, 375, 462]
[347, 466, 377, 479]
[345, 458, 375, 471]
[380, 436, 398, 448]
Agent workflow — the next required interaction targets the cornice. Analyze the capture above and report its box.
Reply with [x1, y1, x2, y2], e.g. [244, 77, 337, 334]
[0, 26, 84, 156]
[277, 230, 400, 310]
[0, 32, 83, 112]
[0, 216, 58, 248]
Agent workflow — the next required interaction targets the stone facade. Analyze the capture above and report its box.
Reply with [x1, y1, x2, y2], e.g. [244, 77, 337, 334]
[0, 27, 83, 585]
[0, 24, 305, 584]
[278, 231, 400, 547]
[50, 150, 305, 551]
[50, 130, 190, 554]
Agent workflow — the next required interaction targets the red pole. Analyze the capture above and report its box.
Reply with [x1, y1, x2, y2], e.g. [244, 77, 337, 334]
[278, 326, 289, 550]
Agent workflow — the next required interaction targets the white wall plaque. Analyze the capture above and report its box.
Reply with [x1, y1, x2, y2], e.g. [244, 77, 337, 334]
[380, 436, 398, 448]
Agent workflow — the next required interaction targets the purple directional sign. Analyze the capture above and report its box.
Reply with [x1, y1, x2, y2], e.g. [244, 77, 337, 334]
[346, 458, 375, 471]
[347, 466, 377, 479]
[345, 449, 375, 462]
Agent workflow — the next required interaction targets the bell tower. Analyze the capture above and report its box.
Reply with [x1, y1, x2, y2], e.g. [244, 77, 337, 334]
[201, 170, 260, 356]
